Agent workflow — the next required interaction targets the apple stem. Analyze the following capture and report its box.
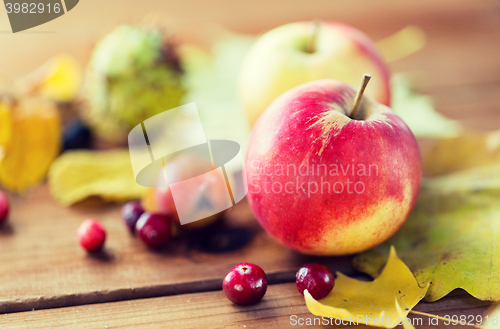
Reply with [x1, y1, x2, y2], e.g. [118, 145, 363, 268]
[351, 74, 372, 119]
[306, 19, 321, 53]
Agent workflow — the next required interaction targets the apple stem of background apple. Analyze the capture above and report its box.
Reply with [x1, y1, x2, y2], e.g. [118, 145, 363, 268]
[350, 74, 372, 119]
[306, 19, 321, 53]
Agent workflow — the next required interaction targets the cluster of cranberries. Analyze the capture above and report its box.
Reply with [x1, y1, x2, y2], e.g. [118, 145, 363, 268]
[77, 201, 173, 252]
[222, 261, 335, 305]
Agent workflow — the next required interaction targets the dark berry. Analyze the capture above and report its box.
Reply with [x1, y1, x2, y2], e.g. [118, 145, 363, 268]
[77, 219, 106, 252]
[223, 263, 267, 305]
[135, 213, 171, 248]
[0, 190, 9, 224]
[296, 263, 335, 300]
[63, 119, 92, 150]
[121, 201, 144, 233]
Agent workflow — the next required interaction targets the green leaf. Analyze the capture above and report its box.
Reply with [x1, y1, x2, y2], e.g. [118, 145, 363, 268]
[180, 31, 457, 144]
[353, 164, 500, 302]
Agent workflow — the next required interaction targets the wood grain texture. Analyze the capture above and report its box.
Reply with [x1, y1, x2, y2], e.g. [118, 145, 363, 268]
[0, 186, 355, 313]
[0, 283, 493, 329]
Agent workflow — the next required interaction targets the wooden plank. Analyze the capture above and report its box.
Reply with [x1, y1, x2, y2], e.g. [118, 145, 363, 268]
[0, 186, 355, 313]
[0, 283, 493, 328]
[0, 0, 498, 318]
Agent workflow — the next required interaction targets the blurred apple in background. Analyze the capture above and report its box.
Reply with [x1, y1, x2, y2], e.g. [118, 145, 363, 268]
[245, 77, 420, 255]
[238, 21, 391, 127]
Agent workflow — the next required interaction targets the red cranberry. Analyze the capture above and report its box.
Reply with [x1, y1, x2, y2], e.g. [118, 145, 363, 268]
[77, 219, 106, 252]
[0, 190, 9, 224]
[223, 263, 267, 305]
[296, 263, 335, 300]
[135, 213, 171, 248]
[121, 201, 144, 233]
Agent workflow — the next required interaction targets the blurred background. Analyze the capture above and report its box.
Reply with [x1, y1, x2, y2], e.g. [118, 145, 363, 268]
[0, 0, 500, 318]
[1, 0, 499, 196]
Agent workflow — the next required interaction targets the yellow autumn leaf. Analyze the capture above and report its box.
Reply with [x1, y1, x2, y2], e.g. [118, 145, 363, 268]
[15, 53, 82, 102]
[391, 74, 462, 139]
[376, 25, 427, 63]
[48, 150, 147, 205]
[304, 246, 428, 328]
[0, 97, 61, 191]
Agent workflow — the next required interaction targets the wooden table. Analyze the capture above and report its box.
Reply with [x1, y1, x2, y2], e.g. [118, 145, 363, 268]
[1, 0, 499, 327]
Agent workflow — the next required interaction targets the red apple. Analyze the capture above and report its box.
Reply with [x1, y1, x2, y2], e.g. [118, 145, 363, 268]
[245, 78, 420, 255]
[239, 21, 391, 127]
